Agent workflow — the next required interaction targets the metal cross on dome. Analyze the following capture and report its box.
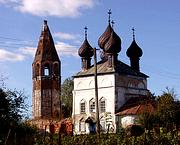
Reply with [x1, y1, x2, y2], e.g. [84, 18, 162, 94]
[108, 9, 112, 24]
[132, 27, 135, 40]
[84, 26, 88, 39]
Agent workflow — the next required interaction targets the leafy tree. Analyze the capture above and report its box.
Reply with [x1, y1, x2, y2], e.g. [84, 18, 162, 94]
[0, 88, 29, 126]
[0, 85, 31, 144]
[61, 77, 73, 118]
[155, 88, 178, 129]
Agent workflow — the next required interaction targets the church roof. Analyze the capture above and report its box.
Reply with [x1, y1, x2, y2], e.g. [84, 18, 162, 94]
[33, 20, 60, 63]
[104, 30, 121, 54]
[78, 39, 94, 58]
[126, 28, 143, 58]
[116, 96, 155, 115]
[78, 27, 94, 58]
[98, 24, 113, 50]
[74, 60, 148, 78]
[126, 40, 143, 58]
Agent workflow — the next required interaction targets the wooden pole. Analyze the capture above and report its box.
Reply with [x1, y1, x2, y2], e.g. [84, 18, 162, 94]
[93, 48, 100, 144]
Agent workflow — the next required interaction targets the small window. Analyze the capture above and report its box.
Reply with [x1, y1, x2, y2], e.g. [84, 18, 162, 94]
[44, 67, 49, 76]
[89, 98, 95, 112]
[100, 98, 106, 113]
[80, 100, 86, 114]
[44, 63, 50, 76]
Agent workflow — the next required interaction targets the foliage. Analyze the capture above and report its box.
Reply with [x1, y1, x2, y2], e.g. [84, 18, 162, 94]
[61, 77, 73, 118]
[0, 81, 33, 144]
[0, 88, 29, 129]
[30, 130, 180, 145]
[125, 125, 144, 137]
[155, 88, 180, 129]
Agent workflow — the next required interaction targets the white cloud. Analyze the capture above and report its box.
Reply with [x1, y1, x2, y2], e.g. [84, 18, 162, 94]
[19, 41, 78, 57]
[55, 41, 78, 57]
[0, 0, 5, 3]
[54, 32, 80, 41]
[0, 49, 25, 62]
[0, 0, 18, 4]
[19, 46, 36, 56]
[0, 0, 96, 17]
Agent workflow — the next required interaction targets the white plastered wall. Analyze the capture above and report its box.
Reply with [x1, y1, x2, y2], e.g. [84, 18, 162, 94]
[72, 74, 116, 134]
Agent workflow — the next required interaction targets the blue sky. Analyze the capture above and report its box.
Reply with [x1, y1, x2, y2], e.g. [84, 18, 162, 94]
[0, 0, 180, 105]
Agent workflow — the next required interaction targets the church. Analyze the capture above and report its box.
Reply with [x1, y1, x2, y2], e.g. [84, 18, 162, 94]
[31, 11, 153, 134]
[72, 11, 151, 134]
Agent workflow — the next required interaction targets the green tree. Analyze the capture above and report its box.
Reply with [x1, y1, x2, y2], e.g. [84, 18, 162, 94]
[0, 79, 36, 144]
[155, 88, 177, 129]
[61, 77, 73, 118]
[0, 88, 28, 130]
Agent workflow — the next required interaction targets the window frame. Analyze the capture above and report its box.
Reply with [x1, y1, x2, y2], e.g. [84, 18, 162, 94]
[99, 97, 106, 113]
[89, 98, 95, 113]
[80, 99, 86, 114]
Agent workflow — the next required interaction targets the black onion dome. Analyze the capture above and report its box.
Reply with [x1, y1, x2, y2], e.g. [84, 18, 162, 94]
[78, 38, 93, 58]
[98, 24, 113, 49]
[104, 30, 121, 54]
[126, 40, 143, 58]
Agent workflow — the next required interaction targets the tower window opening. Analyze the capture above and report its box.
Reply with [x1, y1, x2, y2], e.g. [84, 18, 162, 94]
[44, 63, 50, 76]
[44, 67, 49, 76]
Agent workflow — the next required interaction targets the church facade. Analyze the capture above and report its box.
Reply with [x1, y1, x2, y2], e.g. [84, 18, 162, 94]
[72, 12, 150, 134]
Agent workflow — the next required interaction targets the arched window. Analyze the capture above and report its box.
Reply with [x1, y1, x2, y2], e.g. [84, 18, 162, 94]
[44, 63, 50, 76]
[80, 99, 86, 114]
[89, 98, 95, 113]
[79, 118, 86, 132]
[99, 97, 106, 113]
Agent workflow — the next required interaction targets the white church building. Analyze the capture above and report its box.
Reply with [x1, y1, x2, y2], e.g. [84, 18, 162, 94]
[72, 12, 150, 134]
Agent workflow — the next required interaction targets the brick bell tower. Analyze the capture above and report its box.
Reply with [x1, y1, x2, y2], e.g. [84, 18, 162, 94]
[32, 20, 61, 119]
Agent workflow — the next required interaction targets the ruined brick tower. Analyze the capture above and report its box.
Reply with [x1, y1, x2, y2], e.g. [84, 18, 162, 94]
[32, 20, 61, 119]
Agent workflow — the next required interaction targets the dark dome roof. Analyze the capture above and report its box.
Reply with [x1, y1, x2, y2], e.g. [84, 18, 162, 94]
[126, 40, 143, 58]
[98, 24, 113, 49]
[78, 39, 93, 58]
[104, 30, 121, 54]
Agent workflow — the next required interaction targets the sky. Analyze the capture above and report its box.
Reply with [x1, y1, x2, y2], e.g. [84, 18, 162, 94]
[0, 0, 180, 107]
